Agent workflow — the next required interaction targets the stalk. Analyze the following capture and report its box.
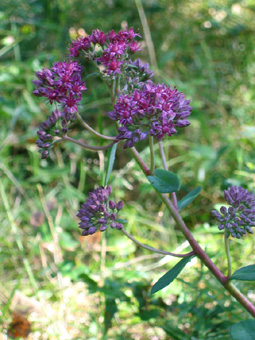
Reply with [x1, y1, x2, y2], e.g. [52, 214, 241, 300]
[129, 146, 255, 317]
[224, 230, 232, 277]
[74, 111, 116, 141]
[158, 140, 177, 208]
[149, 135, 155, 174]
[121, 228, 195, 258]
[62, 135, 116, 151]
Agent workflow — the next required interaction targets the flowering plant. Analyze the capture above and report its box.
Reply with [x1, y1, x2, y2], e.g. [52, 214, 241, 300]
[33, 27, 255, 335]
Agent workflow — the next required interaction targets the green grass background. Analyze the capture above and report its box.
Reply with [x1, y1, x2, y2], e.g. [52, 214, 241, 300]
[1, 0, 255, 339]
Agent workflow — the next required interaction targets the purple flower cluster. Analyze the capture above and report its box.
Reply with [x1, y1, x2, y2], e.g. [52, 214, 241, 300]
[68, 28, 142, 77]
[35, 109, 71, 159]
[77, 186, 124, 236]
[108, 82, 192, 148]
[33, 61, 86, 116]
[212, 186, 255, 238]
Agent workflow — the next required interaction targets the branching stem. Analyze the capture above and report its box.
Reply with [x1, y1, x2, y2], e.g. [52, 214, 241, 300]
[74, 111, 116, 141]
[121, 229, 195, 258]
[62, 135, 116, 151]
[129, 147, 255, 318]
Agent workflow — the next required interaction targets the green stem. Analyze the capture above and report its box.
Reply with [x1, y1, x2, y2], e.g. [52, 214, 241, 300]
[129, 146, 150, 175]
[224, 230, 232, 277]
[129, 147, 255, 317]
[62, 135, 116, 151]
[121, 229, 195, 258]
[158, 140, 177, 207]
[74, 111, 116, 141]
[149, 135, 155, 174]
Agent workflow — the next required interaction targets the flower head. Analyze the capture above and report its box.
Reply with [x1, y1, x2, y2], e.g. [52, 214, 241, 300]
[108, 81, 192, 148]
[35, 109, 72, 159]
[68, 27, 142, 78]
[77, 186, 124, 236]
[33, 61, 86, 115]
[212, 186, 255, 238]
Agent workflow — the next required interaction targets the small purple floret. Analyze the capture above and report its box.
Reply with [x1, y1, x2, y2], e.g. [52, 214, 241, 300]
[212, 186, 255, 238]
[108, 82, 192, 147]
[77, 186, 124, 236]
[33, 60, 86, 114]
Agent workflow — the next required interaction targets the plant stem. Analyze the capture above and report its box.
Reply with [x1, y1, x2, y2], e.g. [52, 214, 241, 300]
[224, 230, 232, 277]
[158, 140, 168, 170]
[158, 140, 177, 207]
[149, 135, 155, 174]
[74, 111, 116, 141]
[121, 229, 195, 258]
[129, 147, 255, 317]
[129, 146, 150, 175]
[62, 135, 116, 151]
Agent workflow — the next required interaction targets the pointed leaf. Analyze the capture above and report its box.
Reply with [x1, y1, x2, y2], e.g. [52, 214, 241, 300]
[177, 186, 202, 210]
[229, 265, 255, 281]
[116, 218, 128, 224]
[104, 298, 117, 334]
[230, 319, 255, 340]
[104, 142, 119, 186]
[151, 255, 194, 294]
[148, 169, 181, 193]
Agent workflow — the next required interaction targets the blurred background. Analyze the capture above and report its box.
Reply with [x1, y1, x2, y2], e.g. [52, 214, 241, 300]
[1, 0, 255, 339]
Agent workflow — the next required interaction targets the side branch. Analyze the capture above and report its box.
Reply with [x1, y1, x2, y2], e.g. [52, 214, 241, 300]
[121, 229, 195, 258]
[62, 135, 116, 151]
[74, 111, 116, 141]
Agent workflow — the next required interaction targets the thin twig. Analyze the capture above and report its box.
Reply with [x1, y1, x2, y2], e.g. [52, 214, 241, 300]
[74, 111, 116, 141]
[63, 135, 116, 151]
[121, 229, 195, 258]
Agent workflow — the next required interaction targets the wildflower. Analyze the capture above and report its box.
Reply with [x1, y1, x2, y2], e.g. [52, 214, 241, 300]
[108, 82, 192, 148]
[212, 186, 255, 238]
[33, 61, 86, 115]
[68, 27, 142, 77]
[35, 109, 71, 159]
[77, 186, 124, 236]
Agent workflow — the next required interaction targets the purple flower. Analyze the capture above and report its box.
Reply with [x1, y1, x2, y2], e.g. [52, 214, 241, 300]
[35, 109, 73, 159]
[33, 61, 86, 115]
[68, 27, 142, 78]
[77, 186, 124, 236]
[90, 29, 107, 46]
[68, 37, 91, 57]
[108, 81, 192, 147]
[212, 186, 255, 238]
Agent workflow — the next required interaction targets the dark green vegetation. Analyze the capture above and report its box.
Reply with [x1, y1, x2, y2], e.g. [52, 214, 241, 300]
[1, 0, 255, 339]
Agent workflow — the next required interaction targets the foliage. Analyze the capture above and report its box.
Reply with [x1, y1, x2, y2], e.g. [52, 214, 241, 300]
[1, 1, 255, 339]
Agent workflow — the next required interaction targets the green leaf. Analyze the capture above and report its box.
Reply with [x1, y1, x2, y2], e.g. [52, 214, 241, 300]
[177, 186, 202, 210]
[104, 298, 117, 334]
[147, 169, 181, 193]
[85, 72, 100, 79]
[104, 142, 118, 186]
[151, 255, 194, 294]
[229, 265, 255, 281]
[229, 319, 255, 340]
[139, 309, 160, 321]
[116, 218, 128, 224]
